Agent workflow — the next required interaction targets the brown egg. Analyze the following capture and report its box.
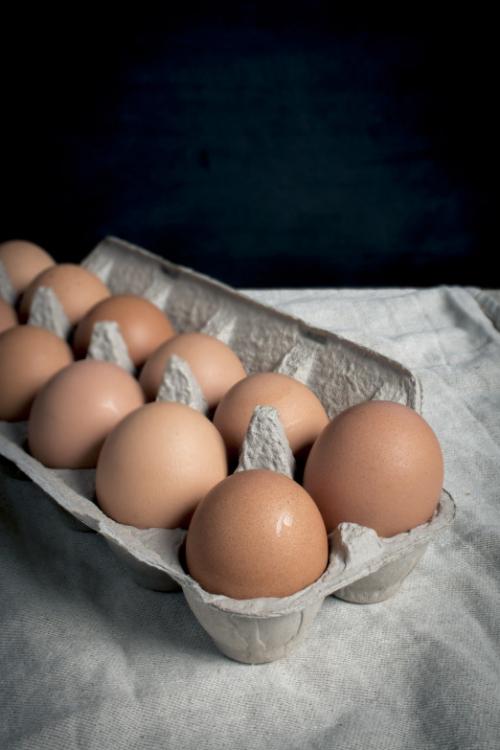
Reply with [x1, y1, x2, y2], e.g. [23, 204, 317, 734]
[20, 264, 110, 325]
[0, 326, 73, 421]
[213, 372, 329, 461]
[303, 400, 444, 538]
[96, 401, 228, 529]
[0, 239, 54, 295]
[0, 298, 17, 334]
[73, 294, 175, 367]
[139, 332, 246, 407]
[186, 469, 329, 599]
[28, 360, 145, 468]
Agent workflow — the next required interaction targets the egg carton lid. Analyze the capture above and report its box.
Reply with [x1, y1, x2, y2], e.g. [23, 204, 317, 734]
[82, 236, 422, 417]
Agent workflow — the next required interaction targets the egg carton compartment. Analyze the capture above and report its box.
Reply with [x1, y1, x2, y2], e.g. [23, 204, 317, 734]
[0, 235, 455, 664]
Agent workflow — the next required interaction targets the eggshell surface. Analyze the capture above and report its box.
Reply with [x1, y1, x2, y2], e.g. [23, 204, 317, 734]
[139, 332, 246, 407]
[73, 294, 175, 366]
[96, 401, 228, 529]
[213, 372, 329, 460]
[28, 360, 145, 468]
[0, 299, 17, 333]
[20, 264, 110, 325]
[0, 239, 54, 295]
[186, 469, 329, 599]
[0, 326, 73, 421]
[304, 400, 444, 537]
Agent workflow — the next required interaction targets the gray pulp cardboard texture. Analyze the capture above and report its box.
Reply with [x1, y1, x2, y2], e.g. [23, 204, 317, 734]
[0, 260, 16, 305]
[28, 286, 71, 338]
[87, 321, 135, 373]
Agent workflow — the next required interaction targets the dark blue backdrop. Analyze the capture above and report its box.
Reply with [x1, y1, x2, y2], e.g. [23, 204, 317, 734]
[1, 9, 496, 287]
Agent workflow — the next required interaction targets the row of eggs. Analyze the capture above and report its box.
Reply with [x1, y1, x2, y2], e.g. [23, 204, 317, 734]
[0, 239, 445, 600]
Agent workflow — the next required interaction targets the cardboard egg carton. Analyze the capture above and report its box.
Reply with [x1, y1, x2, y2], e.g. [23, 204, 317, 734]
[0, 236, 455, 664]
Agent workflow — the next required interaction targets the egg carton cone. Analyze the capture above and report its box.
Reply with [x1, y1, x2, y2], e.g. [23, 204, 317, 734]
[0, 260, 17, 305]
[0, 235, 455, 664]
[27, 287, 71, 338]
[87, 321, 135, 374]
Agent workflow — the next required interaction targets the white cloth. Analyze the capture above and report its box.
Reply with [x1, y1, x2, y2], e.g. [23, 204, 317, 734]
[1, 285, 499, 750]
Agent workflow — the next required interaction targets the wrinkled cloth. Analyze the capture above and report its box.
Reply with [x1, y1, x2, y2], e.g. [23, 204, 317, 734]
[1, 285, 499, 750]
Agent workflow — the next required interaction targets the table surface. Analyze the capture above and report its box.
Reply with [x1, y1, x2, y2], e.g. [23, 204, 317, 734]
[1, 286, 499, 750]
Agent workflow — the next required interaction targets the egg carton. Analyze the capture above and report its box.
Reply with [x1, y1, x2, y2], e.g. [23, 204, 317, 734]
[0, 236, 455, 664]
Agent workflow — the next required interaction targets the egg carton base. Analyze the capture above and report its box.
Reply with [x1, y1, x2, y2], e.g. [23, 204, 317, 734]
[106, 537, 181, 593]
[333, 545, 427, 604]
[183, 587, 323, 665]
[0, 423, 454, 665]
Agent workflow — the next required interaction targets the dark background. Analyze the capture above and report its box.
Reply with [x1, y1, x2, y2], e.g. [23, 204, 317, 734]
[1, 7, 497, 287]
